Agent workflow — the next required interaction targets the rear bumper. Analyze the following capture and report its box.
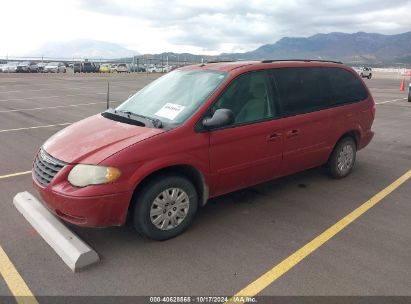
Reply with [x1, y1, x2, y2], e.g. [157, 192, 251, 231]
[358, 129, 374, 150]
[33, 173, 133, 227]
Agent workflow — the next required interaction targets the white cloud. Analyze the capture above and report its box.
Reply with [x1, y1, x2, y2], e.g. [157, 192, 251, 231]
[0, 0, 410, 56]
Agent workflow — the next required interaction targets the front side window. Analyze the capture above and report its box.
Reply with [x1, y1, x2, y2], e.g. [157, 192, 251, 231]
[117, 69, 228, 127]
[211, 71, 274, 125]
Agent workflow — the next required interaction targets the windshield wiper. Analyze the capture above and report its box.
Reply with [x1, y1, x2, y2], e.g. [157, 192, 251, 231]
[117, 110, 163, 128]
[101, 108, 145, 127]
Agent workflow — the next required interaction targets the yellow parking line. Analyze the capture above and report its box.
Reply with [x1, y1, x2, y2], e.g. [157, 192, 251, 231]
[228, 169, 411, 301]
[0, 171, 31, 180]
[0, 123, 72, 133]
[0, 246, 38, 304]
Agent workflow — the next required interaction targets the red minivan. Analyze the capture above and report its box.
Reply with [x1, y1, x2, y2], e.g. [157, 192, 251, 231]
[32, 60, 375, 240]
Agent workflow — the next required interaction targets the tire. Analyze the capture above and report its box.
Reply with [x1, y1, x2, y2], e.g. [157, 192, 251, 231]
[132, 174, 198, 241]
[368, 74, 372, 79]
[327, 137, 356, 179]
[408, 90, 411, 102]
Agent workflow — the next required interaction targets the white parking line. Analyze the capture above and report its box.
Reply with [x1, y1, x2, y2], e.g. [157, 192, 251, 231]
[0, 87, 97, 94]
[0, 100, 120, 113]
[0, 78, 143, 88]
[0, 92, 106, 102]
[375, 97, 407, 105]
[0, 84, 137, 94]
[0, 123, 72, 133]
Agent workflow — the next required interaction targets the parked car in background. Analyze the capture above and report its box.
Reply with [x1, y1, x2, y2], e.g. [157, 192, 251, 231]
[17, 61, 39, 73]
[1, 62, 19, 73]
[99, 64, 111, 73]
[32, 60, 375, 240]
[44, 62, 66, 73]
[147, 65, 159, 73]
[37, 62, 47, 73]
[408, 82, 411, 102]
[110, 64, 129, 73]
[116, 64, 129, 73]
[147, 65, 168, 73]
[129, 66, 146, 72]
[28, 62, 39, 73]
[355, 67, 372, 79]
[16, 61, 30, 73]
[73, 62, 82, 73]
[82, 62, 95, 73]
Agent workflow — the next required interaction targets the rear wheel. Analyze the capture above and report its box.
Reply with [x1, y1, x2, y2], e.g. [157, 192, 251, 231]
[327, 137, 356, 179]
[368, 74, 372, 79]
[132, 174, 198, 241]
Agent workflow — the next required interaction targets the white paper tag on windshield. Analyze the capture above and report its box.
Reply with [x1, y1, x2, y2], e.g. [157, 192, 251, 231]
[155, 103, 185, 120]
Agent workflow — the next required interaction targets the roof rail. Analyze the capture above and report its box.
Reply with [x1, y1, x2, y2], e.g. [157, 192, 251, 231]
[261, 59, 343, 64]
[206, 60, 236, 64]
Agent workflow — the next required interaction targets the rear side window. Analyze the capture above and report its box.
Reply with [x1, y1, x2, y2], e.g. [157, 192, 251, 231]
[325, 68, 368, 106]
[272, 67, 368, 117]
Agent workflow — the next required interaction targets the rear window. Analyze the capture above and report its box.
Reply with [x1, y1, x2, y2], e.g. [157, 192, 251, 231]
[272, 67, 368, 117]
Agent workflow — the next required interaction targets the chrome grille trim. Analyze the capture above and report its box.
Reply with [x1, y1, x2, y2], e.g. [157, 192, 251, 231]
[33, 148, 67, 187]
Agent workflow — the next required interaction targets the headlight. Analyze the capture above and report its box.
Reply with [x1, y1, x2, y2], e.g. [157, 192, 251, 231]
[67, 164, 121, 187]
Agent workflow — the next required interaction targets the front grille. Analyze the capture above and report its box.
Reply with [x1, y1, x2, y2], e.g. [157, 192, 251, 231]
[33, 148, 67, 187]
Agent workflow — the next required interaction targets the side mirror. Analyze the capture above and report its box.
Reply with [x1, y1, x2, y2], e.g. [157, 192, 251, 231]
[202, 109, 234, 129]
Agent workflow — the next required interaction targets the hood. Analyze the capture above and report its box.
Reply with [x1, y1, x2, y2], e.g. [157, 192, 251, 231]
[43, 114, 165, 164]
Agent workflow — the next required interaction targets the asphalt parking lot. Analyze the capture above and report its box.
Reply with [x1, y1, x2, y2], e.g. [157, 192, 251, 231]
[0, 71, 410, 302]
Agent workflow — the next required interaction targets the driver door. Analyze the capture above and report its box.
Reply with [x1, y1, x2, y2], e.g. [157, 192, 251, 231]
[206, 71, 284, 196]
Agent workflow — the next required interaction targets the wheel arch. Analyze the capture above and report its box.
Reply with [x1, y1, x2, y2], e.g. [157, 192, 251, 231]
[328, 130, 359, 162]
[128, 164, 209, 216]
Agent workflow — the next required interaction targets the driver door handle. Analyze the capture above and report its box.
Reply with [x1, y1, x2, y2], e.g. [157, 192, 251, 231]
[286, 129, 300, 138]
[266, 133, 282, 142]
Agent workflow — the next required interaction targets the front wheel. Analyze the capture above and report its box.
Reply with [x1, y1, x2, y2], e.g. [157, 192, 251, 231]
[327, 137, 356, 179]
[132, 174, 198, 241]
[368, 74, 372, 79]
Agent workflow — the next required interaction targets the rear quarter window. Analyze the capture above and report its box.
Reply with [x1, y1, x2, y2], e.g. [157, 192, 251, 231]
[325, 68, 368, 105]
[271, 67, 368, 117]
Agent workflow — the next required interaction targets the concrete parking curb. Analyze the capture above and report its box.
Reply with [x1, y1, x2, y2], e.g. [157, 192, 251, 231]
[13, 191, 100, 272]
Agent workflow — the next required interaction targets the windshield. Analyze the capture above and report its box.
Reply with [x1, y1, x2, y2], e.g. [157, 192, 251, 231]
[48, 62, 59, 65]
[116, 69, 228, 127]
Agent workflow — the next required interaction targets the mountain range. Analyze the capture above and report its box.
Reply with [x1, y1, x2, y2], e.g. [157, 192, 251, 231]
[33, 32, 411, 66]
[33, 39, 138, 59]
[221, 31, 411, 65]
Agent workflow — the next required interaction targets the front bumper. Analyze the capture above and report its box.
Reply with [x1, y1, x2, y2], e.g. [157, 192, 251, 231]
[32, 170, 133, 227]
